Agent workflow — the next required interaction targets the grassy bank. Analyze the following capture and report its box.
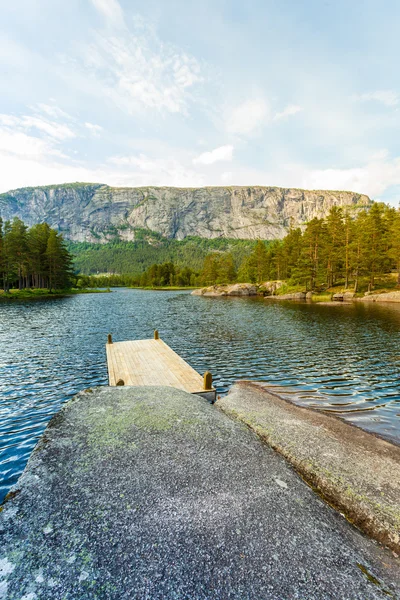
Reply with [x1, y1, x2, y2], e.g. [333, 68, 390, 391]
[0, 288, 111, 300]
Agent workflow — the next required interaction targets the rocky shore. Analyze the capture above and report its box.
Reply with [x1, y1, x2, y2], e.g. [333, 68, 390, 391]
[357, 291, 400, 303]
[192, 284, 400, 304]
[191, 283, 258, 297]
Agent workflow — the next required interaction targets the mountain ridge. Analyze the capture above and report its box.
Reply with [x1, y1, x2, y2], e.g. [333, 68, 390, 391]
[0, 182, 372, 242]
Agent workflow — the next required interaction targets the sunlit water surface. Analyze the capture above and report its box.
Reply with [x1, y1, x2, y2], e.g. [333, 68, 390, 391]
[1, 289, 400, 501]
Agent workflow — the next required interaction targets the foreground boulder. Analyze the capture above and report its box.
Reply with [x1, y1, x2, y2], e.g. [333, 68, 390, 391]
[1, 385, 399, 599]
[218, 382, 400, 554]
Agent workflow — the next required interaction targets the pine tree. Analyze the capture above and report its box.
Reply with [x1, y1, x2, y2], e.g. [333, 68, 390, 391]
[389, 208, 400, 286]
[201, 254, 220, 285]
[45, 229, 73, 291]
[27, 223, 51, 288]
[358, 203, 389, 289]
[324, 207, 345, 287]
[216, 253, 236, 284]
[293, 218, 326, 290]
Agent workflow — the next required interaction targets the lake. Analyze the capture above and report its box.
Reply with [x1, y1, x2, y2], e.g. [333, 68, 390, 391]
[1, 288, 400, 502]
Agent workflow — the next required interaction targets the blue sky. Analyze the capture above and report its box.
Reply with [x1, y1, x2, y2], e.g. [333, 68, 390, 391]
[1, 0, 400, 204]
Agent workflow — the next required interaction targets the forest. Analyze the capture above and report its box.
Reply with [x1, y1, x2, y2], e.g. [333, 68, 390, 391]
[2, 202, 400, 293]
[0, 217, 73, 292]
[78, 203, 400, 292]
[68, 231, 255, 275]
[254, 202, 400, 291]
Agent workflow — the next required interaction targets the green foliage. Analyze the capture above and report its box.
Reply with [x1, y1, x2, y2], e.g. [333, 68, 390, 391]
[0, 217, 74, 292]
[68, 233, 256, 276]
[7, 203, 400, 293]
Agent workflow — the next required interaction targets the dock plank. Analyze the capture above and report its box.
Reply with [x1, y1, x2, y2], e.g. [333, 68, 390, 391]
[106, 338, 215, 398]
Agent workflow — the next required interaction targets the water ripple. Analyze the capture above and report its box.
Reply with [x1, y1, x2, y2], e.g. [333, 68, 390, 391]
[1, 290, 400, 501]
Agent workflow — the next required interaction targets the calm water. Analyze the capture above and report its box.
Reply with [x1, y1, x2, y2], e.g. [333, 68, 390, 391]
[1, 289, 400, 502]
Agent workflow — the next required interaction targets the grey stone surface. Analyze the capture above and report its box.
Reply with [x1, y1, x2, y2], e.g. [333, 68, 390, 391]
[192, 283, 258, 297]
[0, 386, 399, 599]
[358, 291, 400, 303]
[218, 382, 400, 553]
[265, 291, 307, 300]
[0, 184, 371, 242]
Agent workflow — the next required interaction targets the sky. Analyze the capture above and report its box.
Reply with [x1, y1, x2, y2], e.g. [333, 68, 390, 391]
[1, 0, 400, 204]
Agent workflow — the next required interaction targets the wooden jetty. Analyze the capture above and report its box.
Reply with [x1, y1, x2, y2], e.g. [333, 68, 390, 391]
[106, 331, 216, 401]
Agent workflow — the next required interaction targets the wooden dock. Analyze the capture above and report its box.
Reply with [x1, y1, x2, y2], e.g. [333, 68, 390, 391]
[106, 331, 216, 401]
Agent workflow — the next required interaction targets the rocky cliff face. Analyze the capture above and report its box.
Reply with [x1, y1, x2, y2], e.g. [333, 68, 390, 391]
[0, 183, 371, 242]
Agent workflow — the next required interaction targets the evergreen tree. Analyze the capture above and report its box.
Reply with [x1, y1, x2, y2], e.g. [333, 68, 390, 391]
[358, 203, 389, 289]
[293, 218, 326, 290]
[324, 207, 345, 287]
[216, 253, 236, 284]
[389, 208, 400, 285]
[201, 254, 220, 285]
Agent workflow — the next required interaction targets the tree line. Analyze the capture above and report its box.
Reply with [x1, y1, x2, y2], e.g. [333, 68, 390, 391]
[246, 202, 400, 291]
[86, 203, 397, 292]
[0, 217, 73, 292]
[16, 202, 398, 293]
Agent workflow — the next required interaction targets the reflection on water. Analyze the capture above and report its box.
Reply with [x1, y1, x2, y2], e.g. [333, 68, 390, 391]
[1, 289, 400, 501]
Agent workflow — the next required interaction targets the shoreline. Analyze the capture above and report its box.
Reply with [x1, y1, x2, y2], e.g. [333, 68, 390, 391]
[192, 283, 400, 304]
[0, 288, 111, 301]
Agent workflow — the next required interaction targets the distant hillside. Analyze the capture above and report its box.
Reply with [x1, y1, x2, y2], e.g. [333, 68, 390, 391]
[67, 232, 256, 275]
[0, 183, 372, 243]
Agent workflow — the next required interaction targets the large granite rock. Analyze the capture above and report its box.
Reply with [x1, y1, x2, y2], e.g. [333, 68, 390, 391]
[0, 385, 399, 599]
[265, 292, 307, 300]
[192, 283, 258, 296]
[258, 280, 284, 295]
[218, 382, 400, 555]
[333, 292, 355, 302]
[0, 184, 371, 242]
[359, 291, 400, 303]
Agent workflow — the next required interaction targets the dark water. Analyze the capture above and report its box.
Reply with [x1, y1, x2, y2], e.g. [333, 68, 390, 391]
[1, 289, 400, 502]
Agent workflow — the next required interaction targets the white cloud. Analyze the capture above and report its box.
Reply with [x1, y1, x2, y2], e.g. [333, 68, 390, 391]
[21, 116, 75, 140]
[353, 90, 399, 107]
[108, 153, 204, 187]
[273, 104, 302, 121]
[0, 112, 75, 141]
[300, 158, 400, 198]
[225, 99, 269, 135]
[193, 144, 234, 165]
[90, 0, 125, 27]
[0, 128, 65, 160]
[36, 103, 74, 121]
[78, 20, 203, 115]
[220, 171, 233, 183]
[85, 122, 103, 136]
[0, 144, 204, 193]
